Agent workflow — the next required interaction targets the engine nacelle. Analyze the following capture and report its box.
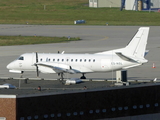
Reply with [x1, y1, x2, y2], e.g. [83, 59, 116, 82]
[9, 70, 23, 74]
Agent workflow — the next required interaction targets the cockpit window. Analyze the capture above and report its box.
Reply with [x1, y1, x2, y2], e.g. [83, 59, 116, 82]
[18, 56, 24, 60]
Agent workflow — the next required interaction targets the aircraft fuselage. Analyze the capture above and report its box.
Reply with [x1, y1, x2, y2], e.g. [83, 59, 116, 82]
[7, 53, 137, 74]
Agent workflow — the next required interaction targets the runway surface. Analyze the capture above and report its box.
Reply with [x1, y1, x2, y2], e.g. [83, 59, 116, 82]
[0, 25, 160, 81]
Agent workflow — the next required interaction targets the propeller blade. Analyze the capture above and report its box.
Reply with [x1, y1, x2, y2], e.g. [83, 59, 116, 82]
[36, 52, 38, 63]
[35, 52, 39, 77]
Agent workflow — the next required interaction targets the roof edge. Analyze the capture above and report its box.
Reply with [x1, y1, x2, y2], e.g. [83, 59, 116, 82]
[0, 95, 16, 98]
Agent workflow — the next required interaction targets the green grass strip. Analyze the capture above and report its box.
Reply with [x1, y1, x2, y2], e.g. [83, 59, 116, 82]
[0, 0, 160, 25]
[0, 36, 80, 46]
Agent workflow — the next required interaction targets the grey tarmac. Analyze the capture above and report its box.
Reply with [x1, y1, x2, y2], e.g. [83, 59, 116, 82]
[0, 25, 159, 81]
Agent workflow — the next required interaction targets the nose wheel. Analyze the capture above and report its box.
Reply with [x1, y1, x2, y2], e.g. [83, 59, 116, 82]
[20, 71, 24, 78]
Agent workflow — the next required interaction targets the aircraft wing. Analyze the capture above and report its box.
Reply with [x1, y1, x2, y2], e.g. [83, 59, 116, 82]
[35, 62, 80, 74]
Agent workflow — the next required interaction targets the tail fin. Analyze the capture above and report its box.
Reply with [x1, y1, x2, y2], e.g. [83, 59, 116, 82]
[124, 27, 150, 58]
[96, 27, 150, 62]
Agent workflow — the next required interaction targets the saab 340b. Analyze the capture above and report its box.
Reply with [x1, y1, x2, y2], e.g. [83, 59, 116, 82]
[7, 27, 150, 80]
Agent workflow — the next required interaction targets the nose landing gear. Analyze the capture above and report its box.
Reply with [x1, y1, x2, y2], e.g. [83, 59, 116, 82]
[20, 71, 24, 78]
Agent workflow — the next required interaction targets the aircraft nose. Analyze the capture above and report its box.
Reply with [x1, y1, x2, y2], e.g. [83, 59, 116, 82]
[6, 62, 14, 69]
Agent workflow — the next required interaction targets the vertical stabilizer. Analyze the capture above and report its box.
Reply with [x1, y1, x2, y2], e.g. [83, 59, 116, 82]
[123, 27, 149, 58]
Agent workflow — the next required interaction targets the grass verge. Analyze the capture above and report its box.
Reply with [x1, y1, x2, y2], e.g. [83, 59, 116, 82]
[0, 0, 160, 26]
[0, 36, 80, 46]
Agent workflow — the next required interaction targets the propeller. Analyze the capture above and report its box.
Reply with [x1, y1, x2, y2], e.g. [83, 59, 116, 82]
[35, 52, 39, 77]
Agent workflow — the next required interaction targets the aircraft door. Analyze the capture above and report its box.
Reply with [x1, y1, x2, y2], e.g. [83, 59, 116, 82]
[30, 53, 38, 70]
[32, 53, 36, 65]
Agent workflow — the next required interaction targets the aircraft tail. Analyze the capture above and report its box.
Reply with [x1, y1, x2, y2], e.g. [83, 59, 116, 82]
[123, 27, 149, 58]
[115, 27, 150, 63]
[96, 27, 150, 63]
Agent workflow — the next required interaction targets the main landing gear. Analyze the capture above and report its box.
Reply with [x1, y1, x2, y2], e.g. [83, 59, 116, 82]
[58, 72, 64, 80]
[80, 73, 86, 79]
[58, 72, 65, 84]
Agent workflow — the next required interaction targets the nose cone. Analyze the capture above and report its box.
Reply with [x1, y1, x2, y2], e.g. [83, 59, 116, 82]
[6, 62, 14, 70]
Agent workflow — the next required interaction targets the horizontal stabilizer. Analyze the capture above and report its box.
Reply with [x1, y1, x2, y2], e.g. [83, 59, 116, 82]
[115, 52, 137, 62]
[123, 64, 142, 69]
[116, 52, 148, 64]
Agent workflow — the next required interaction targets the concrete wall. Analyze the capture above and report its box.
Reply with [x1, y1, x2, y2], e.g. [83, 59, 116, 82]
[89, 0, 121, 8]
[89, 0, 97, 8]
[125, 0, 136, 10]
[150, 0, 160, 9]
[98, 0, 121, 8]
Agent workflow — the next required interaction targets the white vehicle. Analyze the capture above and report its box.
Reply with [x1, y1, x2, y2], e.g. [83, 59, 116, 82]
[7, 27, 150, 80]
[0, 83, 16, 89]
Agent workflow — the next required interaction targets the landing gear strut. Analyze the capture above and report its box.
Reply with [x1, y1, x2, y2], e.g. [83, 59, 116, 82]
[80, 73, 86, 79]
[58, 73, 65, 84]
[60, 73, 64, 81]
[20, 71, 24, 78]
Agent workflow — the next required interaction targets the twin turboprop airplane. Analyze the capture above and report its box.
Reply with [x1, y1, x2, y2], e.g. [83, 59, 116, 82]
[7, 27, 150, 80]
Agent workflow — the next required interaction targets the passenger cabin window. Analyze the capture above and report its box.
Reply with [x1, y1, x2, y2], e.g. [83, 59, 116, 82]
[40, 58, 42, 61]
[18, 56, 24, 60]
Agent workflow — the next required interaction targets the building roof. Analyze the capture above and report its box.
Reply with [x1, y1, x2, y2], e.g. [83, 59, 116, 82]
[0, 78, 158, 98]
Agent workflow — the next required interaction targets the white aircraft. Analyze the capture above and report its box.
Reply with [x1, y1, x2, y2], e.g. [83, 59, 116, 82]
[7, 27, 150, 80]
